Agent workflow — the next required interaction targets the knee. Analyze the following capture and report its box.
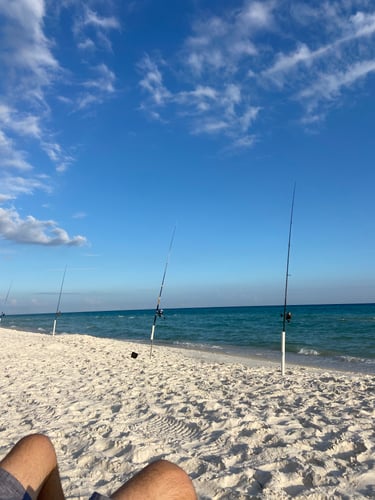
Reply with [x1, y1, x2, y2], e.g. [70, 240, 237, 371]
[19, 434, 57, 465]
[151, 459, 187, 474]
[148, 460, 196, 497]
[21, 433, 53, 448]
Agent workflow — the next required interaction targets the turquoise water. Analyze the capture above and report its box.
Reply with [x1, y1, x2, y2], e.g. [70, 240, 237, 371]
[2, 304, 375, 373]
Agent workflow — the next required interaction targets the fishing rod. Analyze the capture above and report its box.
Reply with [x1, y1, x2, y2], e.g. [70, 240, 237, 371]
[150, 226, 176, 358]
[0, 282, 12, 322]
[52, 266, 67, 336]
[281, 184, 296, 376]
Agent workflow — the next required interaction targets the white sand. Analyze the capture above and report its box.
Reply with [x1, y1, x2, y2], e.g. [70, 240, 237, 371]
[0, 328, 374, 499]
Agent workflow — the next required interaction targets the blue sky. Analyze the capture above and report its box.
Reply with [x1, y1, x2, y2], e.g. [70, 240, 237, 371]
[0, 0, 375, 314]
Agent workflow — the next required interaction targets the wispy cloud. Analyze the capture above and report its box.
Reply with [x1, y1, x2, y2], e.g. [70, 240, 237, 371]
[261, 3, 375, 118]
[0, 131, 33, 172]
[138, 52, 261, 147]
[77, 64, 116, 110]
[73, 3, 120, 53]
[41, 141, 75, 174]
[63, 2, 121, 111]
[137, 1, 273, 148]
[84, 6, 120, 30]
[299, 59, 375, 109]
[178, 83, 260, 141]
[0, 174, 51, 198]
[137, 0, 375, 142]
[263, 44, 330, 82]
[138, 55, 171, 106]
[72, 212, 87, 219]
[183, 1, 274, 76]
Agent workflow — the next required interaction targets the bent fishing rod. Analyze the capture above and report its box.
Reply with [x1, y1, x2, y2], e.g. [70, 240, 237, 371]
[150, 226, 176, 358]
[281, 184, 296, 376]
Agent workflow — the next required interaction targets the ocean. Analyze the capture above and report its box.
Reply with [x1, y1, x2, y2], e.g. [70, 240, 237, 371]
[1, 303, 375, 374]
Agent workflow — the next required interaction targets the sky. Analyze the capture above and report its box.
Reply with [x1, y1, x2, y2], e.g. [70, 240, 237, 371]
[0, 0, 375, 314]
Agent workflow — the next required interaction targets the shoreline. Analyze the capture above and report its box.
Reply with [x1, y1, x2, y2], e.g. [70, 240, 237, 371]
[128, 338, 375, 375]
[1, 327, 374, 498]
[2, 320, 374, 375]
[2, 303, 375, 376]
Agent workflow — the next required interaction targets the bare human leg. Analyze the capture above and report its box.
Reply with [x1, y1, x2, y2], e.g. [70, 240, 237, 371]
[0, 435, 196, 500]
[110, 459, 197, 500]
[0, 434, 65, 500]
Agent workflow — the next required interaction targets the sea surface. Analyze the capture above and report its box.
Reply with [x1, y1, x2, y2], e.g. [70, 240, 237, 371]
[1, 304, 375, 374]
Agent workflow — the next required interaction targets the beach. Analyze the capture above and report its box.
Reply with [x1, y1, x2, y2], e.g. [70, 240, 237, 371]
[0, 328, 374, 499]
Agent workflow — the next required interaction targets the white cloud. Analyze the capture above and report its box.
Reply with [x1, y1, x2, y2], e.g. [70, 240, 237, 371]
[175, 86, 218, 113]
[139, 0, 375, 139]
[136, 2, 273, 148]
[264, 44, 328, 80]
[232, 135, 257, 149]
[259, 4, 375, 122]
[193, 120, 229, 135]
[348, 11, 375, 38]
[189, 86, 218, 100]
[183, 0, 274, 77]
[0, 194, 14, 204]
[222, 84, 242, 114]
[239, 1, 274, 30]
[0, 1, 69, 190]
[72, 212, 87, 219]
[0, 1, 120, 248]
[264, 8, 375, 85]
[42, 141, 74, 173]
[83, 7, 120, 30]
[73, 4, 120, 53]
[299, 59, 375, 105]
[3, 0, 374, 165]
[0, 0, 119, 177]
[0, 207, 87, 246]
[76, 64, 116, 110]
[0, 0, 59, 99]
[78, 38, 96, 51]
[0, 104, 41, 138]
[0, 174, 51, 197]
[0, 131, 33, 171]
[139, 51, 260, 148]
[83, 64, 116, 93]
[239, 106, 261, 131]
[138, 55, 171, 106]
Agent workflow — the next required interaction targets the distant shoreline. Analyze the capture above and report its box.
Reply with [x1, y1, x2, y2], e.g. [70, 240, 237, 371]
[4, 301, 375, 317]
